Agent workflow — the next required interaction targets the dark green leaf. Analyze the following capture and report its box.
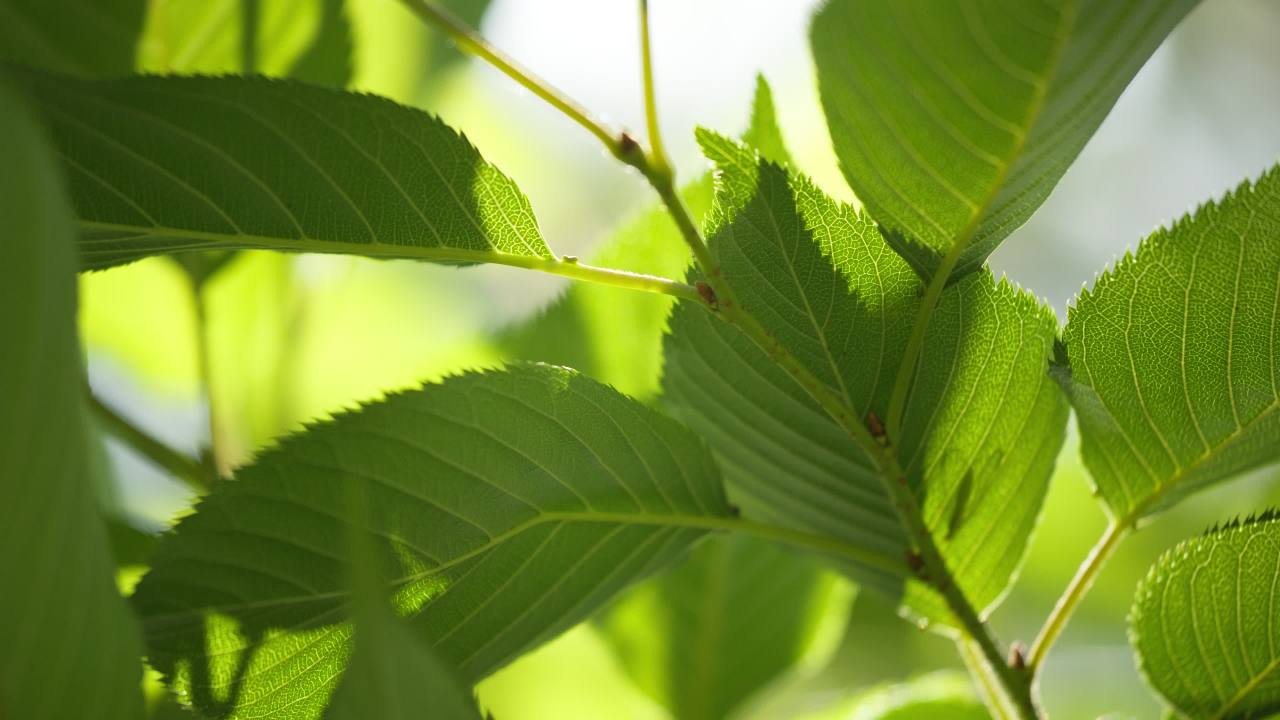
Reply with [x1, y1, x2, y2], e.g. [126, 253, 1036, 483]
[132, 363, 730, 719]
[664, 132, 1067, 620]
[325, 502, 482, 720]
[10, 70, 552, 271]
[288, 0, 354, 88]
[0, 78, 143, 719]
[601, 535, 845, 720]
[811, 0, 1197, 280]
[1059, 165, 1280, 523]
[0, 0, 145, 77]
[1131, 513, 1280, 719]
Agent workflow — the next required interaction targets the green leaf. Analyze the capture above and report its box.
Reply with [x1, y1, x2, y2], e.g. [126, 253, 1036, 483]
[1130, 513, 1280, 719]
[132, 363, 731, 719]
[137, 0, 341, 78]
[0, 78, 143, 719]
[1059, 165, 1280, 523]
[663, 132, 1067, 620]
[0, 0, 145, 77]
[287, 0, 355, 88]
[325, 589, 485, 720]
[325, 506, 483, 720]
[10, 69, 553, 271]
[601, 535, 846, 720]
[811, 0, 1197, 280]
[741, 73, 791, 167]
[846, 672, 989, 720]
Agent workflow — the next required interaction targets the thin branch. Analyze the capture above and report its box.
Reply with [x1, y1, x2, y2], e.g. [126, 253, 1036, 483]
[189, 274, 232, 479]
[638, 0, 670, 175]
[88, 392, 215, 493]
[1027, 520, 1129, 672]
[396, 0, 622, 159]
[397, 0, 719, 288]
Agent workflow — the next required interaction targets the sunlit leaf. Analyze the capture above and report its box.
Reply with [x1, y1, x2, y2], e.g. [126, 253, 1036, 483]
[1059, 165, 1280, 523]
[811, 0, 1197, 280]
[0, 0, 145, 77]
[132, 363, 730, 719]
[601, 535, 847, 720]
[664, 132, 1067, 622]
[1130, 513, 1280, 719]
[11, 70, 553, 271]
[0, 78, 143, 719]
[136, 0, 334, 77]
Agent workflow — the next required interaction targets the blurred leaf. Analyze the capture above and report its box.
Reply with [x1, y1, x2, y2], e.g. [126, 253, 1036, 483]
[106, 516, 160, 568]
[288, 0, 354, 88]
[0, 0, 144, 76]
[664, 132, 1067, 622]
[846, 672, 988, 720]
[601, 535, 846, 720]
[133, 364, 731, 718]
[14, 71, 553, 271]
[137, 0, 326, 76]
[1130, 512, 1280, 719]
[325, 503, 483, 720]
[0, 78, 143, 719]
[810, 0, 1197, 280]
[740, 74, 791, 167]
[1059, 165, 1280, 524]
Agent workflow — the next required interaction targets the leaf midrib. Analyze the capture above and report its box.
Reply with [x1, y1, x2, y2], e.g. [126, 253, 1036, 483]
[1125, 399, 1280, 524]
[141, 510, 901, 626]
[940, 0, 1077, 263]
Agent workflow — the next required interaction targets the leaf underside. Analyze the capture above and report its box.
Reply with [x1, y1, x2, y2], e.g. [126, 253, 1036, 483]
[811, 0, 1198, 280]
[132, 363, 730, 719]
[663, 132, 1067, 623]
[1131, 513, 1280, 719]
[7, 68, 551, 271]
[1059, 164, 1280, 522]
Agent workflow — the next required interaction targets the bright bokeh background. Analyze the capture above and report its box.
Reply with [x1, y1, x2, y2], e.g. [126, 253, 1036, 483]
[84, 1, 1280, 717]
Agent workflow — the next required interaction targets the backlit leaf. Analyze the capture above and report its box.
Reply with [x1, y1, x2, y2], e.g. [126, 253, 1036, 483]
[663, 132, 1067, 622]
[1059, 165, 1280, 523]
[601, 535, 846, 720]
[1131, 513, 1280, 719]
[811, 0, 1197, 280]
[10, 70, 553, 271]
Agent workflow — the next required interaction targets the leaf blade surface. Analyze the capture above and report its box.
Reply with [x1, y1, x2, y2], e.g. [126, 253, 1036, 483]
[132, 363, 730, 719]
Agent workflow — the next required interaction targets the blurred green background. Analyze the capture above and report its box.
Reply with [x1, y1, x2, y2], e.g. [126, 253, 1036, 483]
[77, 0, 1280, 717]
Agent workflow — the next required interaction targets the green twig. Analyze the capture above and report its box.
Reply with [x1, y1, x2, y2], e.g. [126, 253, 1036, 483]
[88, 392, 215, 493]
[638, 0, 670, 177]
[1027, 520, 1129, 673]
[396, 0, 621, 158]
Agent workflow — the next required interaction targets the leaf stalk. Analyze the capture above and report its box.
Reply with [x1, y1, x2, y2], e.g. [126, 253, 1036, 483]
[1027, 520, 1129, 673]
